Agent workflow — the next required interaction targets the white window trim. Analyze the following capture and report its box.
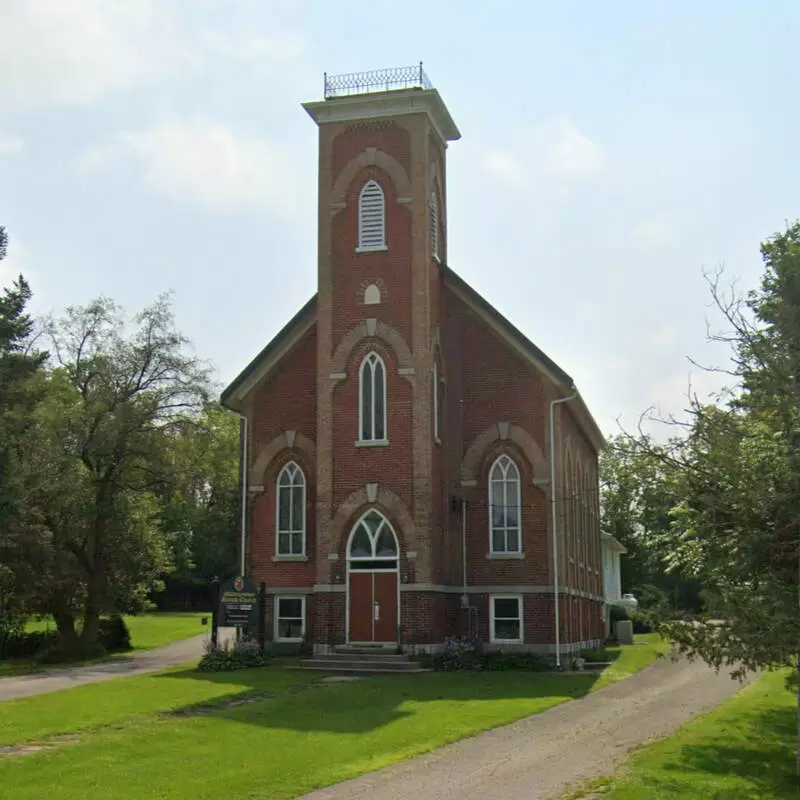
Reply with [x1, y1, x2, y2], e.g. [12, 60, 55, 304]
[357, 180, 386, 252]
[274, 595, 306, 642]
[490, 594, 524, 644]
[488, 454, 522, 554]
[358, 351, 388, 444]
[275, 461, 306, 558]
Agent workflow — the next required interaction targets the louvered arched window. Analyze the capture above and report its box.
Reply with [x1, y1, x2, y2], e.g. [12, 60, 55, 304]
[358, 180, 386, 252]
[359, 352, 387, 442]
[489, 454, 522, 554]
[430, 191, 440, 260]
[276, 461, 306, 556]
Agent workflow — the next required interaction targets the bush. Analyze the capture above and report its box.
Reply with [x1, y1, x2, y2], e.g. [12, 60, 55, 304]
[98, 615, 132, 652]
[631, 612, 653, 634]
[37, 641, 106, 664]
[198, 637, 267, 672]
[1, 630, 59, 660]
[422, 637, 550, 672]
[609, 604, 630, 623]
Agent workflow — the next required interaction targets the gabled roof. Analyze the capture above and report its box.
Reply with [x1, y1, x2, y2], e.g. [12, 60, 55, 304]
[220, 265, 605, 451]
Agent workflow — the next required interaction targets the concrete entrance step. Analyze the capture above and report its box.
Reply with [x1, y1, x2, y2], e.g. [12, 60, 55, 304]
[296, 663, 433, 675]
[300, 658, 421, 672]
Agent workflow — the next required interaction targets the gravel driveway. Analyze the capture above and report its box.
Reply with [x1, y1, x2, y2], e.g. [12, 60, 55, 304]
[0, 628, 236, 702]
[304, 654, 754, 800]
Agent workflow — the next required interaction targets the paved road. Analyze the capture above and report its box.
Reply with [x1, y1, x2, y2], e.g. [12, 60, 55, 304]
[304, 655, 754, 800]
[0, 629, 236, 702]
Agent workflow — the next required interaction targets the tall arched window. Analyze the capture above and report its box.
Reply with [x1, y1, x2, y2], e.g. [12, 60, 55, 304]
[359, 352, 387, 442]
[276, 461, 306, 556]
[489, 454, 521, 554]
[430, 191, 439, 259]
[358, 180, 386, 252]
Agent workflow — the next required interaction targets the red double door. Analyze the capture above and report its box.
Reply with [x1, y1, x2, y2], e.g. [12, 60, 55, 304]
[349, 571, 398, 643]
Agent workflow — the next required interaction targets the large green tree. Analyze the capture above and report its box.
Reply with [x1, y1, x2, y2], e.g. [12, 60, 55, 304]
[3, 294, 211, 652]
[0, 228, 48, 631]
[635, 222, 800, 775]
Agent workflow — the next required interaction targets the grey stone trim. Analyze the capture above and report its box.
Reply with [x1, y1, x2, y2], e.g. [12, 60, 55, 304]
[265, 587, 312, 595]
[486, 552, 525, 560]
[272, 555, 309, 563]
[329, 372, 347, 380]
[313, 584, 346, 593]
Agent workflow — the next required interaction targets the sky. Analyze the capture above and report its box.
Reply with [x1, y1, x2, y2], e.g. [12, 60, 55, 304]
[1, 0, 798, 437]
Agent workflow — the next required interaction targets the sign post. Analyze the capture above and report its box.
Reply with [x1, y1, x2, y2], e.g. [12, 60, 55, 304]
[217, 576, 259, 635]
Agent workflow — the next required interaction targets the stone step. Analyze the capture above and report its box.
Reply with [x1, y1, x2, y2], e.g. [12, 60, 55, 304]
[301, 658, 420, 672]
[295, 663, 433, 675]
[324, 651, 412, 663]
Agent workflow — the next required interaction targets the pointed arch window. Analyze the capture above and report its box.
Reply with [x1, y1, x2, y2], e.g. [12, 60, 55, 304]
[359, 352, 387, 442]
[348, 510, 399, 570]
[357, 180, 386, 252]
[276, 461, 306, 556]
[430, 191, 440, 260]
[489, 454, 522, 554]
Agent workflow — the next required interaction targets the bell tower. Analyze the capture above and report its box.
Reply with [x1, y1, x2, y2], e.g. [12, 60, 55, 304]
[303, 66, 460, 615]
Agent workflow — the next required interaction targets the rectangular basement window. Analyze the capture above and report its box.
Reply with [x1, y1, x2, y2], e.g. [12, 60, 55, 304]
[275, 596, 305, 642]
[490, 595, 523, 644]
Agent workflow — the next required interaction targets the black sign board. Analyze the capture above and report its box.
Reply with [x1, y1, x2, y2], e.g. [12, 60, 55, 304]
[217, 576, 259, 628]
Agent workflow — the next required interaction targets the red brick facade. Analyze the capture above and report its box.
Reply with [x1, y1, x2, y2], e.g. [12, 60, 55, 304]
[222, 87, 606, 658]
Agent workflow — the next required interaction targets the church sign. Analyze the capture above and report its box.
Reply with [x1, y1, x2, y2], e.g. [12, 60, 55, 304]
[217, 576, 259, 629]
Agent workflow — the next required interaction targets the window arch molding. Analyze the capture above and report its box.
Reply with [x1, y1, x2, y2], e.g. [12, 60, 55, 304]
[358, 350, 387, 443]
[488, 453, 522, 555]
[275, 460, 306, 557]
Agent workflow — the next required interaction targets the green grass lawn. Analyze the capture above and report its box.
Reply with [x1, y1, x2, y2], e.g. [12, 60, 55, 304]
[0, 667, 597, 799]
[589, 633, 672, 692]
[0, 613, 208, 677]
[580, 669, 798, 799]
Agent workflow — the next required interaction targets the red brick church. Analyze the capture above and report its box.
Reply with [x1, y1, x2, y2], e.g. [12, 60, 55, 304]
[221, 66, 605, 661]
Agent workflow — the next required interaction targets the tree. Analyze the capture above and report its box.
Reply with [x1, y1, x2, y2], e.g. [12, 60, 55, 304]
[2, 294, 211, 653]
[0, 227, 48, 630]
[600, 434, 702, 611]
[634, 222, 800, 776]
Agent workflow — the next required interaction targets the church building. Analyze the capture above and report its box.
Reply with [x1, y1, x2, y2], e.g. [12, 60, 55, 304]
[221, 66, 606, 660]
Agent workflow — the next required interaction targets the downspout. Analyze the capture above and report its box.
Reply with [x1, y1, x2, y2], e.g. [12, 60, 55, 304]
[461, 499, 468, 607]
[239, 415, 248, 577]
[549, 387, 577, 668]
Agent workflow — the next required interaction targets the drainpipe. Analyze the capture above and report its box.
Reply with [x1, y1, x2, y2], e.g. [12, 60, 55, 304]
[549, 387, 577, 668]
[239, 415, 248, 577]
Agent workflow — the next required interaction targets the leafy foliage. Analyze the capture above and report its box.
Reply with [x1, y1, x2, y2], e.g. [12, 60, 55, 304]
[197, 638, 267, 671]
[420, 637, 550, 672]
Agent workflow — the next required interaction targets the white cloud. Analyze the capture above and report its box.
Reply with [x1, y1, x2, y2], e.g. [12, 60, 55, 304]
[80, 119, 297, 214]
[632, 217, 674, 249]
[480, 118, 607, 189]
[482, 149, 528, 186]
[538, 118, 607, 180]
[0, 1, 194, 109]
[202, 30, 307, 61]
[0, 134, 23, 155]
[644, 324, 677, 351]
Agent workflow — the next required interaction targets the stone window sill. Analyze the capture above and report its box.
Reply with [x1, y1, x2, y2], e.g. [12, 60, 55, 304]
[355, 439, 389, 448]
[272, 555, 309, 563]
[486, 552, 525, 560]
[355, 245, 388, 254]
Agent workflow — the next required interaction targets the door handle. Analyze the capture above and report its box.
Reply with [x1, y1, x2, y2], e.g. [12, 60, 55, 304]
[374, 602, 380, 621]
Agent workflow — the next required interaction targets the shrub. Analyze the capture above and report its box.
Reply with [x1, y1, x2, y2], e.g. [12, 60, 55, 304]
[631, 612, 652, 634]
[98, 615, 132, 652]
[197, 637, 267, 672]
[37, 641, 106, 664]
[1, 630, 59, 660]
[609, 604, 630, 623]
[423, 637, 550, 672]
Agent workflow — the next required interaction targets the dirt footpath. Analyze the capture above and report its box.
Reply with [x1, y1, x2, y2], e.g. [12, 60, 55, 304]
[304, 655, 754, 800]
